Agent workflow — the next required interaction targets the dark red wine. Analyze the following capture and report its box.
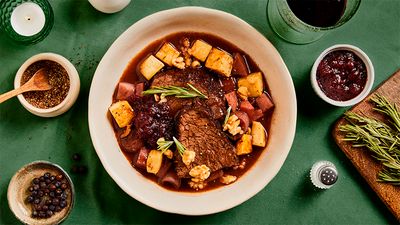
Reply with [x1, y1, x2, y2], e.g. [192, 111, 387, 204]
[287, 0, 347, 27]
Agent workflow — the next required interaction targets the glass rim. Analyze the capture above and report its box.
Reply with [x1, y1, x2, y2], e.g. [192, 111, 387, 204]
[283, 0, 362, 31]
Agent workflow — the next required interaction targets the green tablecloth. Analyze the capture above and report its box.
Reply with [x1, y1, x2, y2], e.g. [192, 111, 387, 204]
[1, 0, 399, 224]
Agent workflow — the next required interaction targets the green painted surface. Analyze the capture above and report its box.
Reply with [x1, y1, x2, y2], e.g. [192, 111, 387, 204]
[0, 0, 399, 224]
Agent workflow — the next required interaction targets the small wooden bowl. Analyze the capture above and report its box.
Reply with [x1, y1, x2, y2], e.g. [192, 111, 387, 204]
[7, 161, 75, 225]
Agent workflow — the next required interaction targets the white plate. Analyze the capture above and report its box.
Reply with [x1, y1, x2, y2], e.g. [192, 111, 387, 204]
[88, 6, 297, 215]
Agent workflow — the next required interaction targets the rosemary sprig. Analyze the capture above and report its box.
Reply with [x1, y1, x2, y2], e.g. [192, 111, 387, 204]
[173, 137, 186, 156]
[371, 94, 400, 132]
[340, 94, 400, 185]
[156, 137, 173, 153]
[223, 106, 232, 126]
[142, 84, 208, 99]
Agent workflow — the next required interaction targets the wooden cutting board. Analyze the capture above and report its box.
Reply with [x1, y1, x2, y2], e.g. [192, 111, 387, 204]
[333, 69, 400, 221]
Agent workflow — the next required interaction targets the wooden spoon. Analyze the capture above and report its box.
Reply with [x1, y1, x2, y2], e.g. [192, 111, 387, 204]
[0, 68, 52, 104]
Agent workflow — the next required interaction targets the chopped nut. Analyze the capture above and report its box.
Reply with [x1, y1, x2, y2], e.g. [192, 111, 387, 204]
[182, 150, 196, 166]
[154, 94, 160, 102]
[191, 60, 201, 68]
[157, 95, 167, 104]
[233, 159, 246, 170]
[120, 124, 131, 138]
[220, 175, 237, 185]
[182, 38, 190, 48]
[189, 165, 210, 181]
[163, 149, 173, 159]
[172, 57, 185, 69]
[185, 57, 192, 67]
[188, 179, 207, 190]
[223, 115, 243, 136]
[237, 86, 249, 100]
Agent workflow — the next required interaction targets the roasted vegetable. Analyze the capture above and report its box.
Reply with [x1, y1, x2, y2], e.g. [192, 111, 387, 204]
[146, 150, 163, 174]
[140, 55, 164, 80]
[251, 121, 266, 147]
[232, 53, 249, 77]
[155, 42, 181, 66]
[256, 93, 274, 112]
[238, 72, 263, 97]
[205, 48, 233, 77]
[236, 134, 253, 155]
[189, 39, 212, 62]
[109, 100, 135, 128]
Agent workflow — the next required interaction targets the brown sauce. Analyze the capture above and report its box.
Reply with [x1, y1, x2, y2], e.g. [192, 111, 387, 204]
[112, 32, 274, 192]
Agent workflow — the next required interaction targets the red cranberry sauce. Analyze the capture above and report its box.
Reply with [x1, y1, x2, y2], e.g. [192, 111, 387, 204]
[316, 50, 367, 101]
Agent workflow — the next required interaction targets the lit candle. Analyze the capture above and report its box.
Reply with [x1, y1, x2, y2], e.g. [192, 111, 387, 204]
[10, 2, 46, 36]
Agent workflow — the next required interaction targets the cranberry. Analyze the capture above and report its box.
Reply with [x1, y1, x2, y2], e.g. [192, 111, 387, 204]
[316, 50, 367, 101]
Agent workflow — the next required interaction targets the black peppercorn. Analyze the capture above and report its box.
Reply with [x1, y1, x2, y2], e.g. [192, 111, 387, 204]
[72, 153, 81, 161]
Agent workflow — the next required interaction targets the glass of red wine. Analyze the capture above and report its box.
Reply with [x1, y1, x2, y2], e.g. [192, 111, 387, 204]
[267, 0, 361, 44]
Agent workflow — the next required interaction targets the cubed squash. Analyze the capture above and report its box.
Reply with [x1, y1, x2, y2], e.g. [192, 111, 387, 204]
[237, 72, 263, 97]
[189, 39, 212, 62]
[205, 48, 233, 77]
[236, 134, 253, 155]
[140, 55, 164, 80]
[109, 100, 134, 128]
[146, 150, 163, 174]
[155, 42, 180, 66]
[251, 121, 266, 147]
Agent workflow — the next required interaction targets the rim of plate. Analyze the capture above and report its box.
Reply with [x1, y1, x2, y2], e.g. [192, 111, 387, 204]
[88, 6, 297, 215]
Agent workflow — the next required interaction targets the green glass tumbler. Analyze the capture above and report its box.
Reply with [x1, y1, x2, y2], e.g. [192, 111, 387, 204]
[267, 0, 361, 44]
[0, 0, 54, 45]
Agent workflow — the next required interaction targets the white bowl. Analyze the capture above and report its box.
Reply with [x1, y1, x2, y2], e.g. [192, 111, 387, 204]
[310, 44, 374, 107]
[14, 53, 80, 117]
[88, 6, 297, 215]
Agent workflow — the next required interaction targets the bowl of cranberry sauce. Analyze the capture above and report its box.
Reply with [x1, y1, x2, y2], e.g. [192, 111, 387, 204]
[311, 44, 374, 107]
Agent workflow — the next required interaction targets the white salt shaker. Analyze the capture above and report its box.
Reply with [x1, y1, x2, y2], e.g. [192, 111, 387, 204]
[88, 0, 131, 13]
[310, 161, 338, 189]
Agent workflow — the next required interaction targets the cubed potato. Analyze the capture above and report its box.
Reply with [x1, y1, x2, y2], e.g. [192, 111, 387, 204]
[237, 72, 263, 97]
[205, 48, 233, 77]
[236, 134, 253, 155]
[140, 55, 164, 80]
[146, 150, 163, 174]
[251, 121, 266, 147]
[155, 42, 180, 66]
[189, 39, 212, 62]
[109, 100, 134, 128]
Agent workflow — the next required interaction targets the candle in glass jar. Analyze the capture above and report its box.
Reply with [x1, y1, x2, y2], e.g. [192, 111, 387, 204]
[10, 2, 46, 36]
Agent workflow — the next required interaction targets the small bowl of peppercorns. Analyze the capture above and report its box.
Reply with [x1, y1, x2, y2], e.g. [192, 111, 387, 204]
[14, 52, 80, 117]
[310, 44, 374, 107]
[7, 161, 75, 225]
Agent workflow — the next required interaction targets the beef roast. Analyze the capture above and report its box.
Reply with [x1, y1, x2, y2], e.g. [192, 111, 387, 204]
[151, 68, 226, 119]
[174, 108, 239, 178]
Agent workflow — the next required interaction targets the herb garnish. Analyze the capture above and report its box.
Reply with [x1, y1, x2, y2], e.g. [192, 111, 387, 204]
[223, 106, 232, 126]
[142, 83, 208, 99]
[156, 137, 174, 153]
[173, 137, 186, 156]
[340, 94, 400, 185]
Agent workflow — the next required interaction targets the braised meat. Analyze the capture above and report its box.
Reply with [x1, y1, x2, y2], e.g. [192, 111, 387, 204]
[174, 108, 239, 178]
[151, 68, 226, 119]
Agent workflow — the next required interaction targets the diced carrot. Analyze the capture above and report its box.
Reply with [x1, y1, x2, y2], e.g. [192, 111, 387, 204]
[225, 91, 238, 112]
[116, 82, 135, 101]
[232, 53, 249, 77]
[234, 111, 250, 132]
[256, 93, 274, 112]
[220, 77, 236, 93]
[239, 100, 255, 116]
[135, 83, 144, 97]
[133, 147, 150, 170]
[250, 109, 264, 121]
